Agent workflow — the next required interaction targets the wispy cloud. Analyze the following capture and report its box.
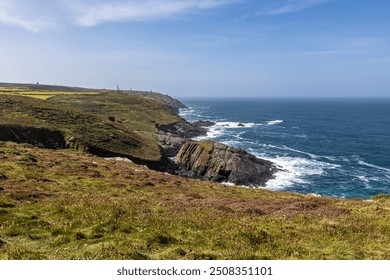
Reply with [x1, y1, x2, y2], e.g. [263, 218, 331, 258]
[68, 0, 240, 27]
[0, 0, 241, 31]
[0, 1, 58, 32]
[257, 0, 329, 16]
[299, 37, 390, 57]
[0, 12, 51, 32]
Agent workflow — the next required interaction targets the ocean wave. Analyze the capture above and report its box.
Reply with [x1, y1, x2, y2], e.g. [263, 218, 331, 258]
[194, 122, 257, 140]
[357, 160, 390, 173]
[266, 145, 339, 162]
[258, 155, 341, 190]
[194, 128, 224, 140]
[266, 120, 283, 126]
[355, 175, 372, 189]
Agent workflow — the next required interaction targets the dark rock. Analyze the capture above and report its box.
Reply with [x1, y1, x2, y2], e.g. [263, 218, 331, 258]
[156, 120, 207, 139]
[175, 140, 277, 187]
[107, 116, 116, 122]
[156, 134, 187, 157]
[0, 124, 66, 149]
[155, 118, 209, 158]
[192, 121, 216, 127]
[238, 123, 245, 127]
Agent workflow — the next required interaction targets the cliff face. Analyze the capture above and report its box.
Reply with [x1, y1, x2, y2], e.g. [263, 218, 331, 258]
[175, 140, 277, 186]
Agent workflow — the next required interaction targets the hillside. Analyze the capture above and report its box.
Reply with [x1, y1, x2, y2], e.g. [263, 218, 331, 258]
[0, 142, 389, 259]
[0, 82, 186, 113]
[0, 83, 192, 171]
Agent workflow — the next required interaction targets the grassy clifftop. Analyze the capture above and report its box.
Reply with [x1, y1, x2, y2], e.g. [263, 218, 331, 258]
[0, 84, 184, 165]
[0, 142, 389, 259]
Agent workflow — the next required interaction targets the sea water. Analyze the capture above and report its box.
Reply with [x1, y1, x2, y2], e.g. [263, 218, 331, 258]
[179, 98, 390, 199]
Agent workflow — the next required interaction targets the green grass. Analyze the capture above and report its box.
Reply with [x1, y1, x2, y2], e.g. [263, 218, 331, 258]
[0, 93, 173, 162]
[1, 142, 389, 260]
[0, 87, 99, 100]
[48, 91, 180, 133]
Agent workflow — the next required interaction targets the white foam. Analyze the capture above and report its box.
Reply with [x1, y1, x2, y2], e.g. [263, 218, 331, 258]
[355, 175, 372, 189]
[266, 145, 339, 162]
[194, 126, 224, 140]
[356, 175, 370, 183]
[194, 121, 257, 140]
[214, 122, 256, 128]
[266, 120, 283, 125]
[279, 145, 318, 158]
[258, 155, 341, 190]
[357, 160, 390, 173]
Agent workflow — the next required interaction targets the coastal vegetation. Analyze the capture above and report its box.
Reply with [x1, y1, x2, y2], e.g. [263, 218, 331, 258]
[0, 83, 389, 260]
[0, 84, 182, 165]
[0, 142, 389, 260]
[0, 86, 99, 100]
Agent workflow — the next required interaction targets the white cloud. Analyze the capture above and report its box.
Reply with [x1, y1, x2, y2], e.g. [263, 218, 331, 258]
[0, 12, 50, 32]
[0, 0, 58, 32]
[68, 0, 239, 27]
[300, 37, 390, 56]
[257, 0, 329, 16]
[0, 0, 240, 31]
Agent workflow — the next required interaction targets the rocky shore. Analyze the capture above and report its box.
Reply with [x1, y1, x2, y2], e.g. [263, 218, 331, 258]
[175, 140, 277, 186]
[155, 116, 277, 187]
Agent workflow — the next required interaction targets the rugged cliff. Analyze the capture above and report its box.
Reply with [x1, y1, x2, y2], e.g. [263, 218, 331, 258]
[176, 140, 277, 186]
[0, 83, 277, 185]
[0, 94, 171, 170]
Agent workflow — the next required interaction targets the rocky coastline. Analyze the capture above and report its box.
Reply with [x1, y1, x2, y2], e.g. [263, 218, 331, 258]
[155, 114, 278, 187]
[0, 83, 277, 187]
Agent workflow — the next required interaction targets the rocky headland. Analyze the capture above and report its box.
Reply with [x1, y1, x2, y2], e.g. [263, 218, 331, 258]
[175, 140, 277, 186]
[0, 83, 276, 186]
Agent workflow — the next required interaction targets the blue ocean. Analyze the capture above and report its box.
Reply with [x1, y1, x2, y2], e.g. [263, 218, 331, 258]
[179, 98, 390, 199]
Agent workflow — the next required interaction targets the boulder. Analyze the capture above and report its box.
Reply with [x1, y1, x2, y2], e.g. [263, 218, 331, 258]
[175, 140, 277, 186]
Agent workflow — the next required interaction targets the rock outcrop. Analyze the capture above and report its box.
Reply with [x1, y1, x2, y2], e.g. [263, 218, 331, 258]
[192, 121, 216, 127]
[0, 124, 66, 149]
[175, 140, 277, 186]
[155, 119, 209, 156]
[156, 120, 207, 139]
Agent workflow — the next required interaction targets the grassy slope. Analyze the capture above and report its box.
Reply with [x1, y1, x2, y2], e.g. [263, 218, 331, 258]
[0, 142, 389, 260]
[48, 91, 180, 133]
[0, 86, 99, 100]
[0, 91, 179, 162]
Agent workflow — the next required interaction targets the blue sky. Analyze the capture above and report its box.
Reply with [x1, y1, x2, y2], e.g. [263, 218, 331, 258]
[1, 0, 389, 98]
